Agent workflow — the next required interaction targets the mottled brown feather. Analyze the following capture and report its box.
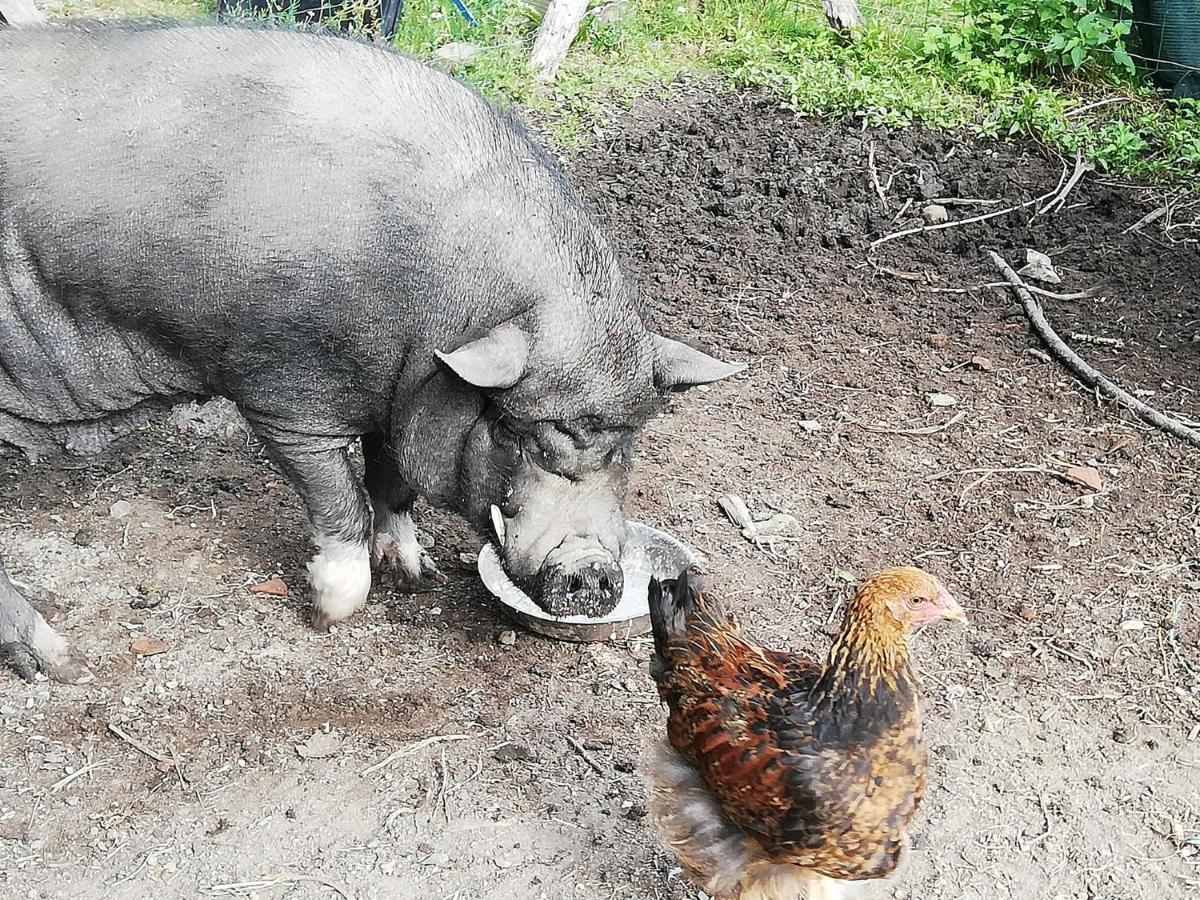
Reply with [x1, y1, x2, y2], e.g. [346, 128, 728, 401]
[651, 572, 938, 890]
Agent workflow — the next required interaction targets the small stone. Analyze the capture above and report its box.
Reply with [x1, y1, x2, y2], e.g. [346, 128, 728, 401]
[433, 41, 483, 70]
[928, 332, 949, 349]
[970, 355, 994, 372]
[921, 203, 949, 225]
[295, 730, 342, 760]
[248, 579, 288, 598]
[797, 419, 822, 433]
[1019, 248, 1062, 285]
[1112, 724, 1135, 744]
[497, 630, 517, 647]
[130, 635, 169, 656]
[927, 392, 959, 407]
[210, 634, 231, 652]
[1017, 604, 1038, 622]
[108, 500, 132, 520]
[492, 741, 533, 763]
[73, 529, 97, 547]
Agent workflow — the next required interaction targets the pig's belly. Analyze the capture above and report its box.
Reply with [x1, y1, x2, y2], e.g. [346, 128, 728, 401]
[0, 278, 205, 458]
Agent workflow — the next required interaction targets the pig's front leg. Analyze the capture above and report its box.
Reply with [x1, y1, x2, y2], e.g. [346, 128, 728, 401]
[259, 439, 373, 632]
[362, 433, 446, 592]
[0, 560, 93, 684]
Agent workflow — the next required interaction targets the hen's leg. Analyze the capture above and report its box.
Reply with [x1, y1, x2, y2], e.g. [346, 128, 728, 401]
[362, 433, 445, 592]
[0, 560, 93, 684]
[256, 436, 373, 631]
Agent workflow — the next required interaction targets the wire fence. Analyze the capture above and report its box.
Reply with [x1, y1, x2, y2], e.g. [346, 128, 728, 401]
[212, 0, 1200, 81]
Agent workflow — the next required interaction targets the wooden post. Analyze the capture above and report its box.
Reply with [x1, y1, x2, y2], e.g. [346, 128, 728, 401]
[0, 0, 47, 24]
[823, 0, 863, 33]
[529, 0, 590, 83]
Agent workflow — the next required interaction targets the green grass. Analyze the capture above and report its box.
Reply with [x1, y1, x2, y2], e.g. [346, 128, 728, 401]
[60, 0, 1200, 181]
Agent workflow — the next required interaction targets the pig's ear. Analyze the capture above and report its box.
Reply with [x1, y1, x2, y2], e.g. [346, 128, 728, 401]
[435, 321, 529, 389]
[651, 334, 746, 391]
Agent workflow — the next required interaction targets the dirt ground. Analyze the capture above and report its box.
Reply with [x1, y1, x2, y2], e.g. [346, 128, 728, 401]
[2, 85, 1199, 900]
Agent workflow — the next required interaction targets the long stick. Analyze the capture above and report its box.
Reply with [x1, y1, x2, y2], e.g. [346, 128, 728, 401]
[988, 250, 1200, 451]
[869, 167, 1066, 252]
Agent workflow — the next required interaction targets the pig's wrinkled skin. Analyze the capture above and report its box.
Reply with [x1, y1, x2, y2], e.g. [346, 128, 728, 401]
[0, 23, 743, 682]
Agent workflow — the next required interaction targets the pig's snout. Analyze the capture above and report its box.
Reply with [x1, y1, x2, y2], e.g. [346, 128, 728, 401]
[535, 552, 624, 619]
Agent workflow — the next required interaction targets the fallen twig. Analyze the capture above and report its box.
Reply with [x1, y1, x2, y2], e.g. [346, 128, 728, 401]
[565, 735, 605, 775]
[950, 465, 1055, 507]
[107, 723, 172, 765]
[1035, 151, 1093, 218]
[50, 760, 107, 794]
[927, 197, 1004, 207]
[360, 733, 470, 776]
[1122, 205, 1168, 235]
[869, 167, 1067, 252]
[1067, 331, 1124, 349]
[989, 250, 1200, 450]
[1064, 96, 1130, 118]
[852, 410, 965, 436]
[205, 874, 354, 899]
[928, 282, 1094, 302]
[1018, 791, 1054, 852]
[867, 141, 887, 208]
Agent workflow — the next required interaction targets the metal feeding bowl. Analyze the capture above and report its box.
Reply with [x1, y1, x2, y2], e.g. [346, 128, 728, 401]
[477, 522, 702, 643]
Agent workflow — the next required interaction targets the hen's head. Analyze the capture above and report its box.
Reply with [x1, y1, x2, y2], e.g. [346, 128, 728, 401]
[855, 566, 967, 633]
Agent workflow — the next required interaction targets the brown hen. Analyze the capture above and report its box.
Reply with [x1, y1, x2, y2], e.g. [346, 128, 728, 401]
[645, 566, 966, 900]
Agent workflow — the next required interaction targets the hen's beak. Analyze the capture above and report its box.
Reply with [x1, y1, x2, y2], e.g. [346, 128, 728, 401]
[938, 586, 968, 623]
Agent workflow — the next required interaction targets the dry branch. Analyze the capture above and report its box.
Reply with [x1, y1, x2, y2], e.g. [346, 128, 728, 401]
[360, 733, 470, 776]
[989, 250, 1200, 451]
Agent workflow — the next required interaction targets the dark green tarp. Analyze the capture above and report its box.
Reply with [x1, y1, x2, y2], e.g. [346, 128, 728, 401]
[1134, 0, 1200, 96]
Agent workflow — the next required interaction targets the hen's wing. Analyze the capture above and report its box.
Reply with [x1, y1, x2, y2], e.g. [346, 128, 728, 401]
[658, 616, 924, 877]
[658, 615, 823, 842]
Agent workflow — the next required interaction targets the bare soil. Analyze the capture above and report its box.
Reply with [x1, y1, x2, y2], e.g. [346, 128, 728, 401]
[2, 86, 1199, 900]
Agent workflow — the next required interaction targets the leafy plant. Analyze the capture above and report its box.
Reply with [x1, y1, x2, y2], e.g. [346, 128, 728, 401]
[924, 0, 1136, 78]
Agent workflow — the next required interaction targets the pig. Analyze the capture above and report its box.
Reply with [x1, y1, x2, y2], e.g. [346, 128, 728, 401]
[0, 22, 743, 682]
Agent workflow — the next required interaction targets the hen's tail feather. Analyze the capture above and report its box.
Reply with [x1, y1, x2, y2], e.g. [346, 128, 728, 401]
[645, 739, 758, 898]
[648, 567, 697, 665]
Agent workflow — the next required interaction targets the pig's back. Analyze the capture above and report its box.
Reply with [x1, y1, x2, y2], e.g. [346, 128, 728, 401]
[0, 23, 533, 276]
[0, 23, 571, 434]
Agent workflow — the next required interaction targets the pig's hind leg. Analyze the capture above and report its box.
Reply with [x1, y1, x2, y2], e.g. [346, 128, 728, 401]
[362, 434, 446, 592]
[258, 439, 374, 632]
[0, 560, 93, 685]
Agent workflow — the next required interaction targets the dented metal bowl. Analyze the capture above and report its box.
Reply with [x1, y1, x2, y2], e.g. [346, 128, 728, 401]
[478, 522, 701, 642]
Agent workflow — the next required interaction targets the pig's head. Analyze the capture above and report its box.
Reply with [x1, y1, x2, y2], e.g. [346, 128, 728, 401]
[432, 314, 742, 619]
